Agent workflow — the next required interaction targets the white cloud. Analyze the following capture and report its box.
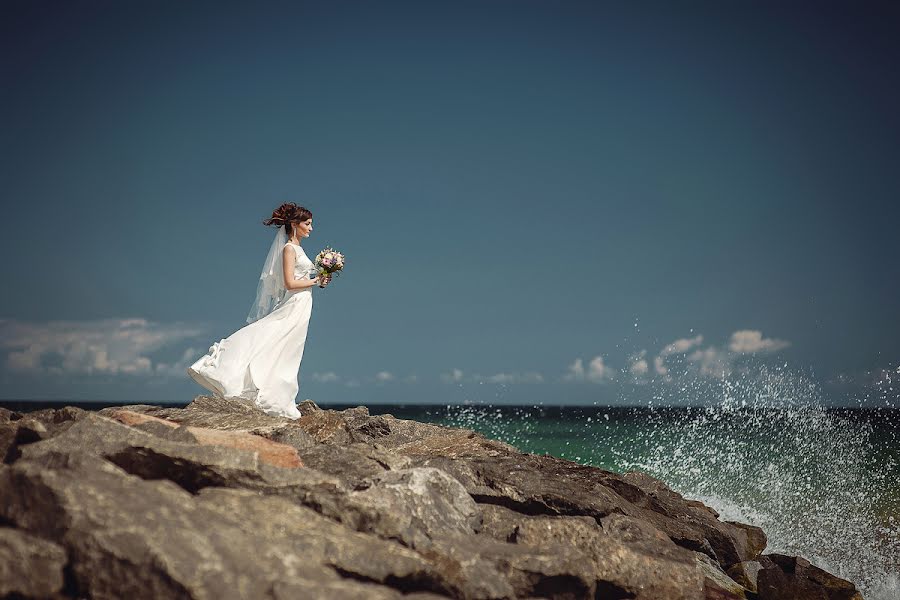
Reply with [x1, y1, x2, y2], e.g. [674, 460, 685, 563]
[653, 331, 789, 381]
[587, 356, 615, 382]
[441, 368, 465, 383]
[310, 371, 340, 383]
[654, 356, 669, 377]
[0, 318, 204, 376]
[687, 347, 731, 379]
[374, 371, 394, 382]
[564, 358, 585, 381]
[660, 334, 704, 357]
[630, 359, 649, 377]
[484, 372, 544, 384]
[652, 334, 704, 380]
[441, 368, 544, 384]
[729, 330, 790, 354]
[627, 350, 649, 379]
[564, 356, 614, 383]
[402, 374, 418, 383]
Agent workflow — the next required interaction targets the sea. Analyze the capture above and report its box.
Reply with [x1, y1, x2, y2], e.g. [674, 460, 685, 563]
[5, 382, 898, 599]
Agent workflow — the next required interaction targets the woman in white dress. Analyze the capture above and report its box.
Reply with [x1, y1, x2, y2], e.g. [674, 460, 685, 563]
[187, 203, 331, 419]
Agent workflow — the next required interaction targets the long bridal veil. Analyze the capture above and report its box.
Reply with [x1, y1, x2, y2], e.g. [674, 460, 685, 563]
[247, 227, 288, 324]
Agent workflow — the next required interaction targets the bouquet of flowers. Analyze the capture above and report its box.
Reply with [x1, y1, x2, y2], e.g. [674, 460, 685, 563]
[314, 246, 345, 287]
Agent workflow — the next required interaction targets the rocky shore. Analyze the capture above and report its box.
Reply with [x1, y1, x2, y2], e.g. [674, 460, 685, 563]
[0, 397, 864, 599]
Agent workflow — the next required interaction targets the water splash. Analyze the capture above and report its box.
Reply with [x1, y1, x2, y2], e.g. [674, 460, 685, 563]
[429, 362, 900, 600]
[610, 368, 900, 599]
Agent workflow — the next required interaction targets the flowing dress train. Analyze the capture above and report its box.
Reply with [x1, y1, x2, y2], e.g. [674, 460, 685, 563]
[187, 242, 315, 419]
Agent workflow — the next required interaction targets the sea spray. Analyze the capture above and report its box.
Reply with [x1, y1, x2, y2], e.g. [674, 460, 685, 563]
[428, 362, 899, 600]
[618, 363, 898, 599]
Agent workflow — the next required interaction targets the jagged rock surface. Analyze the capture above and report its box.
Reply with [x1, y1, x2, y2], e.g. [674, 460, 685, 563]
[0, 396, 865, 600]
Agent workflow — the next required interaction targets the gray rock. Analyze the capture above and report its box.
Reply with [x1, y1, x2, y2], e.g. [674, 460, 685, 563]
[101, 396, 291, 430]
[415, 452, 735, 567]
[19, 414, 331, 511]
[1, 417, 48, 464]
[393, 423, 518, 456]
[479, 502, 712, 599]
[296, 407, 354, 445]
[621, 470, 759, 567]
[726, 520, 768, 559]
[21, 405, 88, 429]
[0, 453, 450, 599]
[0, 422, 20, 463]
[429, 531, 597, 599]
[0, 526, 67, 598]
[297, 399, 323, 413]
[346, 467, 482, 548]
[250, 422, 317, 452]
[516, 511, 707, 600]
[0, 407, 22, 423]
[347, 414, 394, 443]
[17, 414, 478, 564]
[478, 502, 527, 542]
[756, 554, 863, 600]
[297, 442, 412, 487]
[694, 551, 748, 599]
[133, 420, 199, 443]
[1, 406, 88, 464]
[727, 560, 763, 593]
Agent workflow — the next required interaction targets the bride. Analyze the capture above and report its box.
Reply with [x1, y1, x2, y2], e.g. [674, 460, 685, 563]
[186, 203, 331, 419]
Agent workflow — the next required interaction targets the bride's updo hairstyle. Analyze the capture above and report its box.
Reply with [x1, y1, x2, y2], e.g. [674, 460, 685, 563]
[263, 203, 313, 235]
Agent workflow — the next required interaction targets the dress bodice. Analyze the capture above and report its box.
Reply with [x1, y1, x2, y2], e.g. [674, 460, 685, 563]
[287, 243, 316, 281]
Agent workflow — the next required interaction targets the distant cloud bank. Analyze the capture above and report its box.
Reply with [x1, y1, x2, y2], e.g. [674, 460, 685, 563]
[441, 368, 544, 385]
[566, 329, 792, 384]
[0, 318, 204, 377]
[728, 330, 790, 353]
[0, 319, 801, 392]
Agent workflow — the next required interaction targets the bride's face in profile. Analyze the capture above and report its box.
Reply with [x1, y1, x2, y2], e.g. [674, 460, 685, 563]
[293, 218, 313, 239]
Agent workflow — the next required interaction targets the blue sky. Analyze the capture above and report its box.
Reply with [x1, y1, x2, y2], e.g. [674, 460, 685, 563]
[1, 0, 898, 406]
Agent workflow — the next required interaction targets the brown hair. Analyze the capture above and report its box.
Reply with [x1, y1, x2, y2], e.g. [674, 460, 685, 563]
[263, 203, 313, 236]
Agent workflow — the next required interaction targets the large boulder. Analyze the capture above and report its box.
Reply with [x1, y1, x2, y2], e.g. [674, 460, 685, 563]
[694, 551, 748, 599]
[0, 453, 449, 599]
[479, 503, 711, 600]
[0, 526, 67, 598]
[0, 407, 22, 423]
[344, 467, 482, 548]
[620, 470, 766, 566]
[104, 410, 304, 468]
[728, 560, 764, 594]
[408, 438, 759, 569]
[100, 395, 290, 430]
[23, 412, 304, 471]
[756, 554, 863, 600]
[1, 405, 88, 464]
[296, 441, 412, 487]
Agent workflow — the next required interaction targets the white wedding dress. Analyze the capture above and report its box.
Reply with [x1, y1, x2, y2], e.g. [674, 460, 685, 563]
[187, 242, 316, 419]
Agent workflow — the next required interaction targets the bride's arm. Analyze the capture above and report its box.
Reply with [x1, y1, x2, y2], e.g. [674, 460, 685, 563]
[282, 245, 320, 290]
